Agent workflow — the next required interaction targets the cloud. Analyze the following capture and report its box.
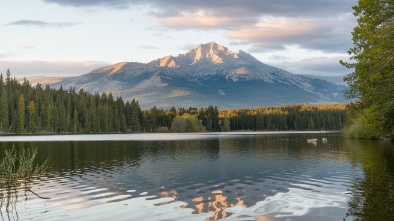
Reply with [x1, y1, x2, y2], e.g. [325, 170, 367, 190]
[43, 0, 131, 8]
[178, 43, 199, 51]
[42, 0, 357, 53]
[0, 53, 15, 59]
[5, 19, 79, 27]
[228, 16, 355, 53]
[43, 0, 355, 17]
[151, 10, 256, 30]
[271, 56, 352, 76]
[137, 44, 158, 49]
[228, 17, 318, 40]
[19, 45, 35, 50]
[0, 60, 110, 77]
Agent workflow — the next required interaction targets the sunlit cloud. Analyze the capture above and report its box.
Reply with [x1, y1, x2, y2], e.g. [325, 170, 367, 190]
[228, 17, 318, 40]
[41, 0, 356, 54]
[5, 19, 79, 27]
[152, 10, 255, 30]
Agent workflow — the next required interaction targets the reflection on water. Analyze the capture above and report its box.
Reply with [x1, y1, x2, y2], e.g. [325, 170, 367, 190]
[344, 139, 394, 221]
[0, 132, 394, 220]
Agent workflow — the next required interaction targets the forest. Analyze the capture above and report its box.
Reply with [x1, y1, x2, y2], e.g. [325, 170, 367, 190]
[0, 70, 347, 134]
[341, 0, 393, 139]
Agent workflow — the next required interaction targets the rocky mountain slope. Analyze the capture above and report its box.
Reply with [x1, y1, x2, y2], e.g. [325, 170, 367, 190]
[50, 42, 347, 109]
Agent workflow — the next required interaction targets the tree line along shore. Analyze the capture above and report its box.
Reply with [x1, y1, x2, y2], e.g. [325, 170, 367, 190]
[0, 70, 347, 134]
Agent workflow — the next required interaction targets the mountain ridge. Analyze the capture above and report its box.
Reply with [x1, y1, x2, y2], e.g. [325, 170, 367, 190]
[48, 42, 347, 109]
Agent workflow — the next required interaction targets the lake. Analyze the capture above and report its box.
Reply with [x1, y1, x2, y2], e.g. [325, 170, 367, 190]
[1, 132, 394, 221]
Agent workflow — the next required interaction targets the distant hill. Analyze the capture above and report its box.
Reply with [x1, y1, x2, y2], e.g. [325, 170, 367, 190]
[303, 74, 347, 86]
[49, 42, 347, 109]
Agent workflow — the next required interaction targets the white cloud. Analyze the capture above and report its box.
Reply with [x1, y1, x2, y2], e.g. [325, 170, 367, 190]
[227, 16, 355, 53]
[18, 45, 35, 49]
[0, 53, 15, 59]
[270, 56, 352, 76]
[5, 19, 79, 27]
[152, 10, 255, 30]
[137, 44, 158, 49]
[39, 0, 357, 54]
[228, 17, 318, 40]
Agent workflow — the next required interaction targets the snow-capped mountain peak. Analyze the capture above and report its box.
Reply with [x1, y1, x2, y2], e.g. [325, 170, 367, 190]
[186, 42, 239, 65]
[150, 42, 242, 68]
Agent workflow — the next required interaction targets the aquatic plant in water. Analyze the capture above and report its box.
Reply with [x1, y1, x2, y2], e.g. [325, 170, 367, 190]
[0, 147, 47, 216]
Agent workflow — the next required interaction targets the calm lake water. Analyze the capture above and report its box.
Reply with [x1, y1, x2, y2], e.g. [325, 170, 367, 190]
[1, 132, 394, 221]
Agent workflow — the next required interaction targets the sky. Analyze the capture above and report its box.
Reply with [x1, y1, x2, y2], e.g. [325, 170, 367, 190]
[0, 0, 357, 77]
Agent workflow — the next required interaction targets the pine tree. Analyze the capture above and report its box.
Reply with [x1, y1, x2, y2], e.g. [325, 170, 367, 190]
[130, 99, 141, 132]
[116, 97, 127, 132]
[341, 0, 394, 138]
[73, 109, 78, 133]
[222, 118, 230, 132]
[45, 104, 53, 132]
[56, 96, 66, 132]
[0, 75, 9, 132]
[256, 112, 264, 130]
[90, 95, 99, 133]
[17, 95, 25, 133]
[27, 101, 36, 133]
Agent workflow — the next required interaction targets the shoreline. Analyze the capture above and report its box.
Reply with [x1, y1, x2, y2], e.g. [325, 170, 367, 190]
[0, 131, 341, 142]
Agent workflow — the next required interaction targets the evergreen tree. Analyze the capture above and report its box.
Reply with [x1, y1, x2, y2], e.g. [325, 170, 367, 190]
[341, 0, 394, 139]
[107, 93, 115, 131]
[52, 104, 59, 132]
[56, 96, 66, 132]
[125, 101, 131, 130]
[17, 95, 25, 133]
[256, 112, 264, 130]
[116, 97, 127, 132]
[222, 118, 230, 132]
[73, 109, 78, 133]
[0, 75, 9, 132]
[27, 101, 37, 133]
[130, 99, 141, 132]
[213, 106, 220, 131]
[45, 104, 53, 132]
[89, 95, 99, 132]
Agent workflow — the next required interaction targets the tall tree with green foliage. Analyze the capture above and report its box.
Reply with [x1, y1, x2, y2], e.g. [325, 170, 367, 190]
[27, 101, 37, 133]
[130, 99, 141, 132]
[170, 114, 200, 132]
[17, 95, 25, 133]
[222, 118, 230, 132]
[0, 75, 9, 132]
[341, 0, 394, 139]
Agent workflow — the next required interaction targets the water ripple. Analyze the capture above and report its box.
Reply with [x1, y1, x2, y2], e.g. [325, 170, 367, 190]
[0, 133, 369, 221]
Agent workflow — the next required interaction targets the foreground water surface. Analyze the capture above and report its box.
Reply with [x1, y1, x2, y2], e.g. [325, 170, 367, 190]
[1, 132, 394, 221]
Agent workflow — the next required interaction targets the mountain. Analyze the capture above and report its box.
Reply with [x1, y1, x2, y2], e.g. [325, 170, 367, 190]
[50, 42, 347, 109]
[304, 74, 348, 86]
